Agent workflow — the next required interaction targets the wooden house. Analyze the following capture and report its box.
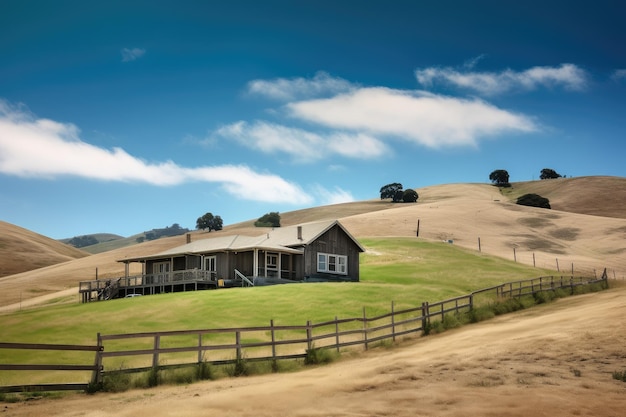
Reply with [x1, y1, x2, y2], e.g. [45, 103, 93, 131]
[79, 220, 364, 302]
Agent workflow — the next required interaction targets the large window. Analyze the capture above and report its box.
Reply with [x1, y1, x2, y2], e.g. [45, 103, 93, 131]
[204, 256, 216, 272]
[317, 253, 347, 275]
[266, 253, 278, 277]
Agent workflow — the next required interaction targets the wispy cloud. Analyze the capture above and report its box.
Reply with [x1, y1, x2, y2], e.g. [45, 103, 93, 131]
[216, 120, 390, 161]
[287, 87, 537, 148]
[121, 47, 146, 62]
[0, 101, 312, 205]
[611, 69, 626, 82]
[463, 54, 486, 69]
[247, 71, 354, 101]
[415, 63, 588, 95]
[312, 184, 355, 205]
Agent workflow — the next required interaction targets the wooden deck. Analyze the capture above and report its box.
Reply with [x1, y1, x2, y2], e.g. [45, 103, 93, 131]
[78, 269, 219, 303]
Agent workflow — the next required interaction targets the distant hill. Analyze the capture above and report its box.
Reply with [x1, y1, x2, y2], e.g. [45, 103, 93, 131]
[502, 176, 626, 219]
[1, 175, 624, 308]
[61, 224, 191, 254]
[0, 221, 90, 278]
[59, 233, 125, 248]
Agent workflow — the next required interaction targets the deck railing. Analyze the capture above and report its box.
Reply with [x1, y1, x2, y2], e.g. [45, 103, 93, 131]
[78, 269, 217, 302]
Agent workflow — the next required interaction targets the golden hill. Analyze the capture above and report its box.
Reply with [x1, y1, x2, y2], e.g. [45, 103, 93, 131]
[0, 221, 89, 278]
[1, 176, 625, 309]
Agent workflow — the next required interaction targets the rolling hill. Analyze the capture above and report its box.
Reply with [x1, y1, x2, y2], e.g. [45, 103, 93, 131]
[0, 176, 624, 309]
[0, 221, 89, 278]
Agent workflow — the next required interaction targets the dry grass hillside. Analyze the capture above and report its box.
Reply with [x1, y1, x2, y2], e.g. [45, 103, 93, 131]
[505, 176, 626, 219]
[0, 221, 89, 278]
[1, 176, 625, 309]
[7, 286, 626, 417]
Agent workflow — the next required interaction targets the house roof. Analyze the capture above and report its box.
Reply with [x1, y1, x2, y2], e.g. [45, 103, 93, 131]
[119, 219, 365, 263]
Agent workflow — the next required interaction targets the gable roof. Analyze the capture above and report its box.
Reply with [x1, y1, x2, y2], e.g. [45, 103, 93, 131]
[119, 220, 364, 263]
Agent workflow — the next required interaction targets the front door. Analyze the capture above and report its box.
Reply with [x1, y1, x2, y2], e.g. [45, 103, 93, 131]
[154, 262, 170, 283]
[204, 256, 217, 280]
[266, 253, 278, 277]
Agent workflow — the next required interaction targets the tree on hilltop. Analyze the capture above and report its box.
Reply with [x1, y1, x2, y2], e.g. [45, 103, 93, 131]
[489, 169, 510, 187]
[402, 189, 419, 203]
[255, 212, 281, 227]
[540, 168, 562, 180]
[196, 213, 223, 232]
[380, 183, 403, 201]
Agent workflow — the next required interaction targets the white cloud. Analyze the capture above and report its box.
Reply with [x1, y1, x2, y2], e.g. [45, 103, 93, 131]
[247, 71, 354, 101]
[287, 87, 537, 148]
[121, 47, 146, 62]
[312, 184, 355, 205]
[463, 54, 486, 69]
[0, 101, 312, 205]
[415, 63, 588, 95]
[216, 120, 389, 161]
[611, 69, 626, 82]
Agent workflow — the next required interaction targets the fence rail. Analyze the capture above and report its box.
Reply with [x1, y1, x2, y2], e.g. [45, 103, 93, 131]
[0, 272, 608, 393]
[0, 342, 102, 393]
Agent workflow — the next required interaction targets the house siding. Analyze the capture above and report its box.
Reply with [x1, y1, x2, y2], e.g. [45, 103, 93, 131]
[131, 221, 361, 286]
[303, 224, 360, 281]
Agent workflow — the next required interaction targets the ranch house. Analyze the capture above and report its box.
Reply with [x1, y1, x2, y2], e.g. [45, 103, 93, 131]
[79, 220, 364, 302]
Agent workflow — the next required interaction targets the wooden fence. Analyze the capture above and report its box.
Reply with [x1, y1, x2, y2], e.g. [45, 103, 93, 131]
[0, 272, 608, 393]
[0, 342, 102, 393]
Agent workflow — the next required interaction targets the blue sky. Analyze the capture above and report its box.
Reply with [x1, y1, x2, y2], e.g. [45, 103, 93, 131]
[1, 0, 625, 239]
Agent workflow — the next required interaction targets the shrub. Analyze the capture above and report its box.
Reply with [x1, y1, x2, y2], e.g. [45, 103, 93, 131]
[304, 346, 335, 365]
[197, 361, 214, 380]
[226, 357, 250, 377]
[534, 290, 557, 304]
[147, 366, 160, 387]
[467, 306, 495, 323]
[612, 370, 626, 382]
[255, 212, 281, 227]
[102, 371, 132, 392]
[516, 193, 551, 209]
[85, 381, 103, 394]
[442, 313, 463, 330]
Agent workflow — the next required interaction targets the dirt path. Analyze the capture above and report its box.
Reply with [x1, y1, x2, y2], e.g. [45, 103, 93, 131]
[4, 285, 626, 417]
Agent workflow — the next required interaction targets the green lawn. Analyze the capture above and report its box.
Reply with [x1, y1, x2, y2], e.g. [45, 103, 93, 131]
[0, 238, 557, 346]
[0, 238, 568, 388]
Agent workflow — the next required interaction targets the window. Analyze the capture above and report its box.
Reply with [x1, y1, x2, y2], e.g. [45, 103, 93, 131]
[266, 254, 278, 269]
[204, 256, 216, 272]
[317, 253, 347, 275]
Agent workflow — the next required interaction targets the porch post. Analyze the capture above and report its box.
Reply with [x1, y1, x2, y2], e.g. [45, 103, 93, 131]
[253, 248, 258, 277]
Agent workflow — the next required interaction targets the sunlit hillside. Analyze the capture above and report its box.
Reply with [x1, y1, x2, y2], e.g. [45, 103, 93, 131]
[1, 176, 624, 309]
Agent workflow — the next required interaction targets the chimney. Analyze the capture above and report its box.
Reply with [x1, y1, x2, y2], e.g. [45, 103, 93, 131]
[186, 233, 191, 244]
[297, 226, 303, 241]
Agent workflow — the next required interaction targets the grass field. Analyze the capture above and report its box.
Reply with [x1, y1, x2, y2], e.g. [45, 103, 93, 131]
[0, 238, 566, 388]
[0, 238, 559, 344]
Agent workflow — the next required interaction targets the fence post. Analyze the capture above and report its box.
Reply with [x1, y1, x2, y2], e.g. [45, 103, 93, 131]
[152, 335, 160, 368]
[335, 316, 340, 353]
[469, 294, 474, 311]
[421, 302, 429, 335]
[91, 333, 103, 385]
[362, 307, 368, 350]
[391, 301, 396, 343]
[306, 321, 312, 351]
[270, 320, 276, 360]
[236, 331, 241, 361]
[197, 333, 203, 363]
